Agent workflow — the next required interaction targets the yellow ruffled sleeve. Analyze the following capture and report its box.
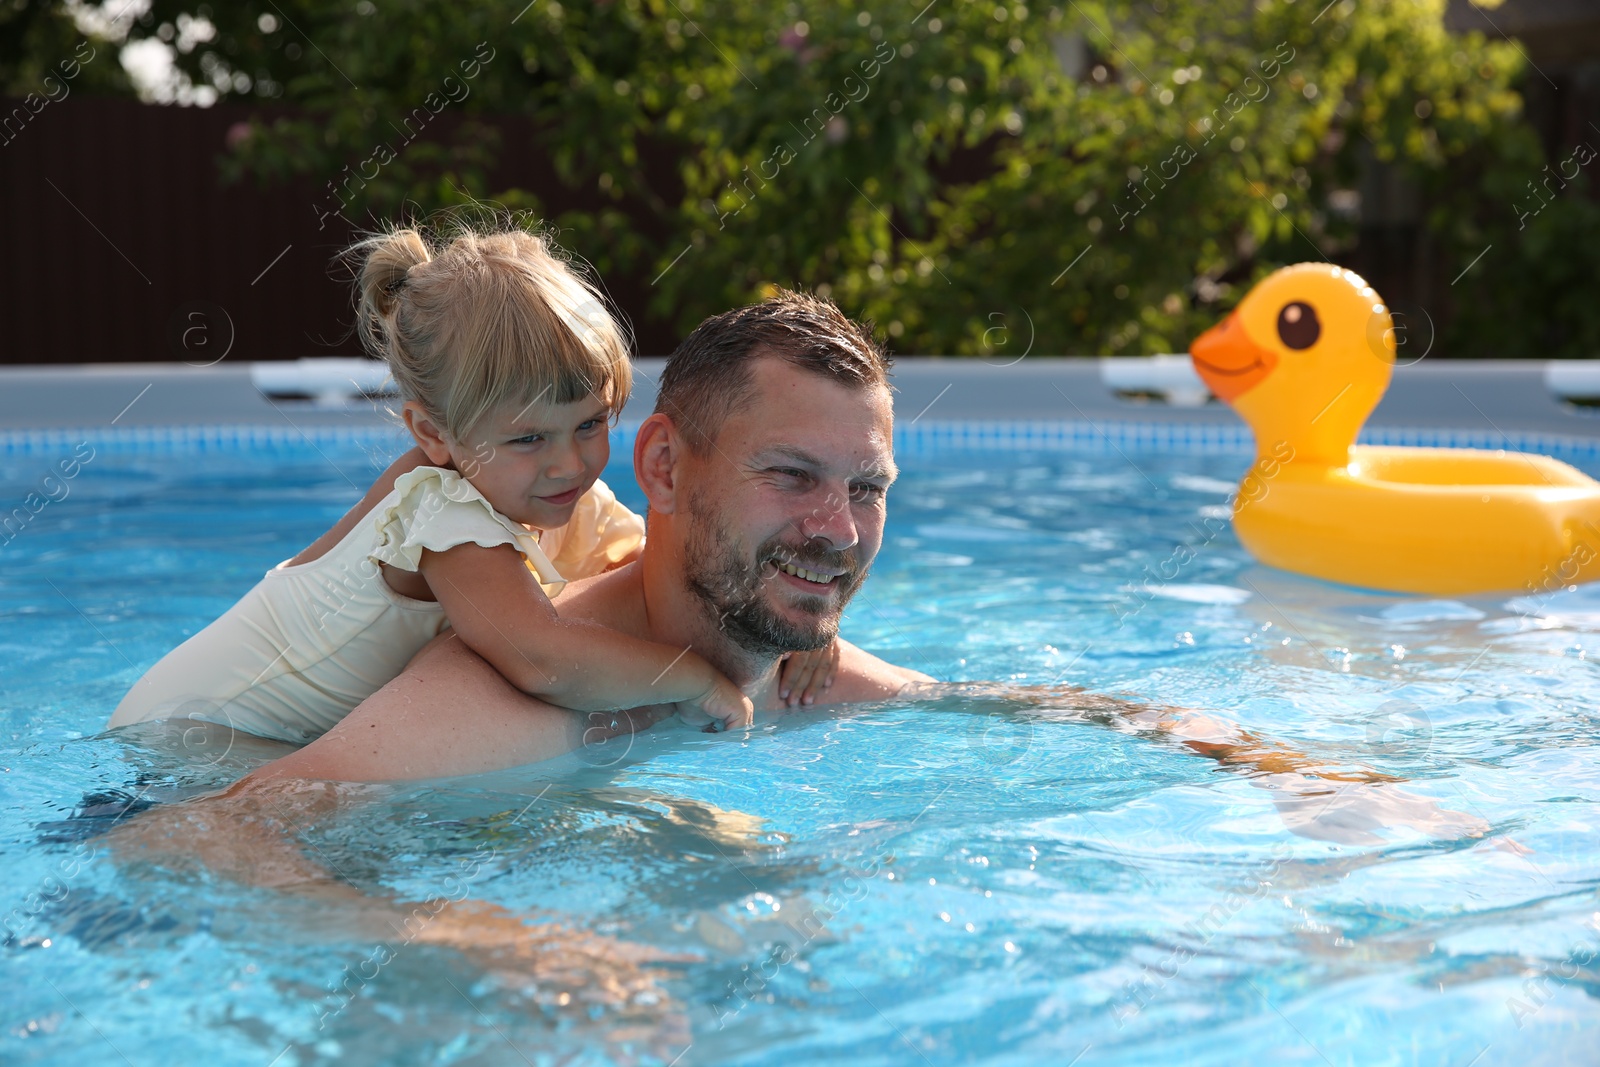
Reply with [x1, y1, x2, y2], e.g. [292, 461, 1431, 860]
[368, 466, 568, 592]
[538, 478, 646, 584]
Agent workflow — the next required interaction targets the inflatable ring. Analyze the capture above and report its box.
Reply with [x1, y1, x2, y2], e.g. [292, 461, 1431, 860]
[1188, 262, 1600, 595]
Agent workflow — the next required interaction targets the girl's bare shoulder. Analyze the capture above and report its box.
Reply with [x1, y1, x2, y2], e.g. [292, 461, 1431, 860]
[283, 447, 433, 568]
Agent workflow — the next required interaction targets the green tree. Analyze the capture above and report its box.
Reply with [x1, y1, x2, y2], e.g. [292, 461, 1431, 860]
[3, 0, 1587, 356]
[0, 2, 134, 100]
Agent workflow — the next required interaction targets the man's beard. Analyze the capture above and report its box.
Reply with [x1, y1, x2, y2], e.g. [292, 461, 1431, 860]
[682, 488, 867, 658]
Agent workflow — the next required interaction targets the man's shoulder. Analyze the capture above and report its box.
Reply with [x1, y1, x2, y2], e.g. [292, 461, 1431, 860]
[828, 638, 937, 703]
[552, 562, 647, 631]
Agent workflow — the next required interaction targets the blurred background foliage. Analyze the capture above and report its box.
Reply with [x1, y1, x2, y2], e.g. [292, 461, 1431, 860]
[3, 0, 1595, 357]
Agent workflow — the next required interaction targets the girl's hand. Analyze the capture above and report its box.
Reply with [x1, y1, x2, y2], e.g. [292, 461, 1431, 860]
[779, 640, 840, 708]
[675, 673, 754, 732]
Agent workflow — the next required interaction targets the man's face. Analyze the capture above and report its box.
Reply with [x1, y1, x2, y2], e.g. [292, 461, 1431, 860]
[679, 356, 896, 657]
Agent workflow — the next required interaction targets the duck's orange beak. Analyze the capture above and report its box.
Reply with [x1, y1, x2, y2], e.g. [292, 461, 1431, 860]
[1189, 310, 1278, 402]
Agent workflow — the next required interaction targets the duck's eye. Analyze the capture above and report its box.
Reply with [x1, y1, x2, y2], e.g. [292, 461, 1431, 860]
[1277, 302, 1321, 350]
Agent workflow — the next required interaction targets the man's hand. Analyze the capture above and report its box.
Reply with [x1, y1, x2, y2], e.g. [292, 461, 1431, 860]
[778, 640, 841, 707]
[1261, 775, 1491, 845]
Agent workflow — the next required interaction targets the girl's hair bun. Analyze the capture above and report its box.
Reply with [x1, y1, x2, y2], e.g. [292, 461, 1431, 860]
[356, 228, 431, 323]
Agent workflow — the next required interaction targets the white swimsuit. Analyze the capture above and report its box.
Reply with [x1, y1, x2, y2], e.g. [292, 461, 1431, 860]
[108, 466, 644, 743]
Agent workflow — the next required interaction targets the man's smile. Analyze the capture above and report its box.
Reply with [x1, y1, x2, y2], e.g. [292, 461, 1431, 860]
[774, 560, 839, 587]
[761, 544, 854, 594]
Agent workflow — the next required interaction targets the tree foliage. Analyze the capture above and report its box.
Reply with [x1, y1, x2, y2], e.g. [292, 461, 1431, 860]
[4, 0, 1592, 356]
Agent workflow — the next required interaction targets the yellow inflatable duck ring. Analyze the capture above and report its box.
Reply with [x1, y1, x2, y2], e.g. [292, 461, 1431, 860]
[1188, 262, 1600, 595]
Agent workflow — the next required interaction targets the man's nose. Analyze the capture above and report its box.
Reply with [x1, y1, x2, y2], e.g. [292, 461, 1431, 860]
[798, 487, 859, 550]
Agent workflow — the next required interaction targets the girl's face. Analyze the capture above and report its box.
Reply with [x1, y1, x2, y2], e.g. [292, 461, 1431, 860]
[439, 392, 614, 529]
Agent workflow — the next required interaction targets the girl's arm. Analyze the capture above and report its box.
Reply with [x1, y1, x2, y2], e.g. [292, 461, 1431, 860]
[418, 541, 752, 728]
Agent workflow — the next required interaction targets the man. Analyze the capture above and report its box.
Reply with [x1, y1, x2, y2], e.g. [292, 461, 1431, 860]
[247, 289, 930, 783]
[228, 289, 1482, 845]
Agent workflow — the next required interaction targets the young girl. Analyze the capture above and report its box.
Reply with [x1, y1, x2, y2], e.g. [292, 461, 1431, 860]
[110, 221, 828, 746]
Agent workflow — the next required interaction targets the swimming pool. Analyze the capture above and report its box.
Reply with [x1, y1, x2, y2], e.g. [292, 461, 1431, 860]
[2, 427, 1597, 1066]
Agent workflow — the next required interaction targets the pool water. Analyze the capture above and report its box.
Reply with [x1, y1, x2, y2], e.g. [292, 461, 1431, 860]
[2, 431, 1598, 1066]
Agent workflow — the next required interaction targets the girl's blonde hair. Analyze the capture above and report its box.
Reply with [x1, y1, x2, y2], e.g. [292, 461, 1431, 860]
[349, 218, 632, 440]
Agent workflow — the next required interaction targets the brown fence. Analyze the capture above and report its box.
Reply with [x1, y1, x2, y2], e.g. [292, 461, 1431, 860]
[0, 94, 677, 365]
[7, 85, 1592, 366]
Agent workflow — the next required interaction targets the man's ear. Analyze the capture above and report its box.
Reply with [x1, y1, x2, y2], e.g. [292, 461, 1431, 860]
[634, 413, 683, 515]
[401, 402, 456, 468]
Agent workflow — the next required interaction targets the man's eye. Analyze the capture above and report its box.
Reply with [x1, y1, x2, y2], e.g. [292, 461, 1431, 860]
[851, 483, 887, 501]
[773, 467, 806, 479]
[578, 418, 603, 433]
[511, 434, 544, 445]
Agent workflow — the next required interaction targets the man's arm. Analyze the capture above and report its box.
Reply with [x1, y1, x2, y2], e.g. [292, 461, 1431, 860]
[258, 634, 917, 784]
[895, 681, 1490, 844]
[804, 638, 935, 706]
[105, 773, 688, 1049]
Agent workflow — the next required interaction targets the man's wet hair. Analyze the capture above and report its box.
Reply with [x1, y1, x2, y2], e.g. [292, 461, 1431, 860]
[655, 288, 892, 454]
